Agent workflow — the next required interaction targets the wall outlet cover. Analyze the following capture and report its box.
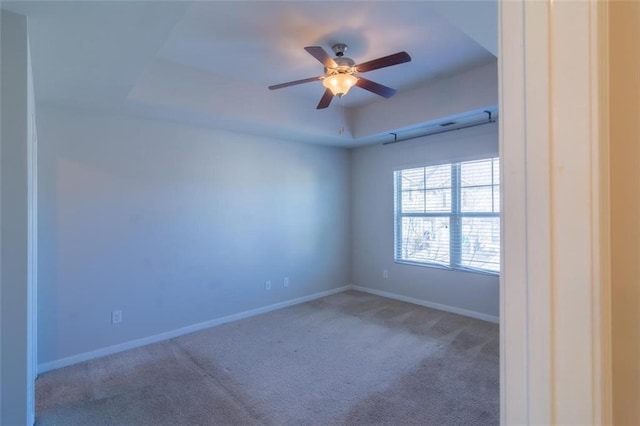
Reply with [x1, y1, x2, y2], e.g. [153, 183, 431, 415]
[111, 310, 122, 324]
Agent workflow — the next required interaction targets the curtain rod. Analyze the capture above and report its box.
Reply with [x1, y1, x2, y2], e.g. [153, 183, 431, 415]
[382, 110, 497, 146]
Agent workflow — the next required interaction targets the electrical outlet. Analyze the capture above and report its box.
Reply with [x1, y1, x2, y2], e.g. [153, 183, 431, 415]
[111, 310, 122, 324]
[284, 277, 289, 288]
[383, 269, 389, 279]
[265, 280, 271, 290]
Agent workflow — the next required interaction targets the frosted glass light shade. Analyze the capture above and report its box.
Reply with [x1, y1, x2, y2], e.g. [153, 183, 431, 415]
[322, 74, 357, 96]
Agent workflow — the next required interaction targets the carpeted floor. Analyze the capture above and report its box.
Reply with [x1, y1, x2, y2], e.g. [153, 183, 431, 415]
[36, 290, 499, 425]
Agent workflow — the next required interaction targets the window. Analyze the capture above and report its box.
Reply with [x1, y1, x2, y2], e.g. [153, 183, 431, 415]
[394, 157, 500, 274]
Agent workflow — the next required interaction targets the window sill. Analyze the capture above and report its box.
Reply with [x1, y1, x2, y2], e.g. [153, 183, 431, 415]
[394, 259, 500, 277]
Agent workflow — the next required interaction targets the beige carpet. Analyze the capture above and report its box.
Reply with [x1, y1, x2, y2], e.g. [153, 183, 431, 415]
[36, 290, 499, 425]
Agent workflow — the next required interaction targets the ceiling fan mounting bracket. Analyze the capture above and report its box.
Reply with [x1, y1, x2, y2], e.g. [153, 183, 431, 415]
[331, 43, 348, 57]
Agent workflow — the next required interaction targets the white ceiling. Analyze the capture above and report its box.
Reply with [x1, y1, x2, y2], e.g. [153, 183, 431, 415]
[3, 1, 497, 147]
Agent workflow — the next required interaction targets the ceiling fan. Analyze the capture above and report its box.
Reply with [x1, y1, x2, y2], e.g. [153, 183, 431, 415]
[268, 44, 411, 109]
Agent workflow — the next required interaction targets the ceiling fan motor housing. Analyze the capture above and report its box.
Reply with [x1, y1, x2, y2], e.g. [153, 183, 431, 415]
[325, 56, 356, 76]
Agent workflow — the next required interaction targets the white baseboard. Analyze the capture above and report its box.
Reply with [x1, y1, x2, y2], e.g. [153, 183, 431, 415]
[38, 285, 351, 374]
[350, 285, 499, 323]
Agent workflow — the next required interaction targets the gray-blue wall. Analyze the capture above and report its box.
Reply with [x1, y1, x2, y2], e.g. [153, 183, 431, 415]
[37, 107, 351, 365]
[350, 123, 499, 319]
[1, 9, 35, 425]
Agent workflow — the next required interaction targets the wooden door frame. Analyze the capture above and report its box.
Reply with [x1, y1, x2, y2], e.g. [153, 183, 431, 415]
[499, 0, 611, 423]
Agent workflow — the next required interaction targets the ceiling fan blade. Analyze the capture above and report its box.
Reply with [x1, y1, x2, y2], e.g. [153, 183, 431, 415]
[269, 76, 322, 90]
[355, 51, 411, 73]
[304, 46, 338, 69]
[316, 89, 334, 109]
[355, 77, 397, 98]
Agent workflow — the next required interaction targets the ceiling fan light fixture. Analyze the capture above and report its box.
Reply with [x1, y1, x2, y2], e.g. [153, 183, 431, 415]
[269, 45, 411, 109]
[322, 73, 358, 96]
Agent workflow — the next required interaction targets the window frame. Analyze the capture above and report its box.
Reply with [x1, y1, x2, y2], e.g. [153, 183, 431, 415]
[394, 157, 500, 275]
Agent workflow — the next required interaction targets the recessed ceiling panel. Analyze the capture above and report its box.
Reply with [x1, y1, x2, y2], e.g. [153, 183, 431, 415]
[3, 0, 497, 146]
[156, 1, 495, 108]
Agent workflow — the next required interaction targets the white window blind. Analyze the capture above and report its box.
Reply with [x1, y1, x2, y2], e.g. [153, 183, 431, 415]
[394, 157, 500, 274]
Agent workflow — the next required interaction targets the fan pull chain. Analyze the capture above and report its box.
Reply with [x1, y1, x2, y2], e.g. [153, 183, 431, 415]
[338, 95, 346, 135]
